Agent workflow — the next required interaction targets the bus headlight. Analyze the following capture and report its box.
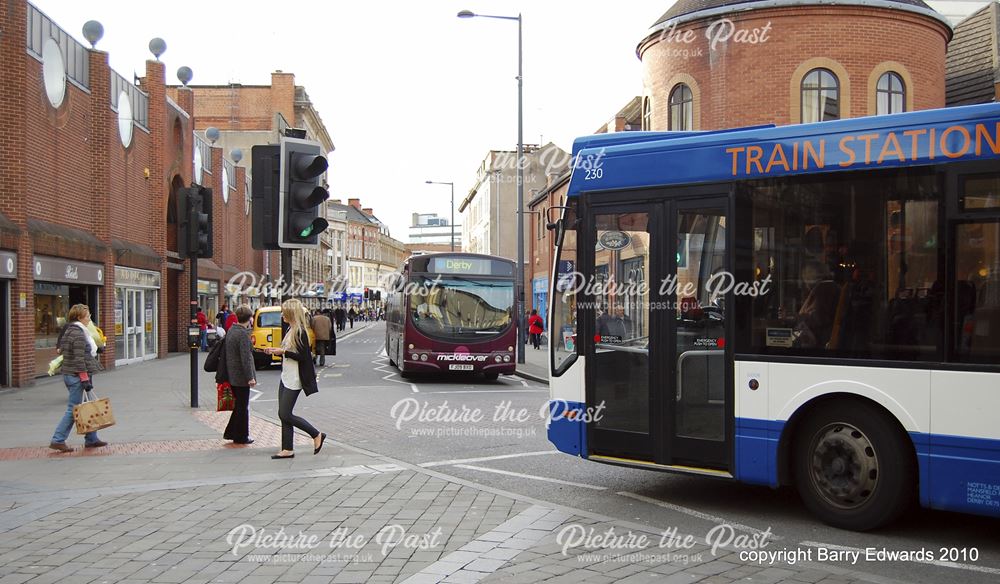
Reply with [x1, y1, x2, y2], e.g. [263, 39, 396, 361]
[494, 355, 502, 363]
[408, 343, 414, 349]
[411, 353, 419, 361]
[508, 346, 514, 352]
[420, 354, 428, 361]
[503, 355, 511, 362]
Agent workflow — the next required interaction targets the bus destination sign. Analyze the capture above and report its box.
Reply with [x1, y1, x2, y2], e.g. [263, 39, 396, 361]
[428, 257, 511, 276]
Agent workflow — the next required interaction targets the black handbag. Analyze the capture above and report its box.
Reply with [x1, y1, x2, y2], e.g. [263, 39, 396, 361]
[204, 337, 225, 372]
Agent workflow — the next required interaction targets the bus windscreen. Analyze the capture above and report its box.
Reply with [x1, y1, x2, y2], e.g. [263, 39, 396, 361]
[410, 276, 514, 341]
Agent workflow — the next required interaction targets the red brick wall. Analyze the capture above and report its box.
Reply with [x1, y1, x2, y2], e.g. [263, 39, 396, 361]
[640, 6, 950, 130]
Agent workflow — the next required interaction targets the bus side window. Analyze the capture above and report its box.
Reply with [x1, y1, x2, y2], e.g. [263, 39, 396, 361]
[741, 168, 942, 360]
[954, 221, 1000, 362]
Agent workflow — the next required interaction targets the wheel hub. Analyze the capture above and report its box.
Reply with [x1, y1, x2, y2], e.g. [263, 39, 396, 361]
[809, 423, 878, 510]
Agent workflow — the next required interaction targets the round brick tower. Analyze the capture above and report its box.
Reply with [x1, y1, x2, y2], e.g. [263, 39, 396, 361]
[637, 0, 953, 131]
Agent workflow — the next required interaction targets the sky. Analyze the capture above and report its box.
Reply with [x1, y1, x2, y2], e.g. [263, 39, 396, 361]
[31, 1, 671, 240]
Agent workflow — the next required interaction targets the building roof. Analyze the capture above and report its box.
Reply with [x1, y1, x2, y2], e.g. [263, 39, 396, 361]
[945, 2, 998, 106]
[652, 0, 937, 25]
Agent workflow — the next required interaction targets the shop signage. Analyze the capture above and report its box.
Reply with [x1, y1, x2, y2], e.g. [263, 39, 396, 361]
[114, 266, 161, 289]
[33, 256, 103, 285]
[0, 251, 16, 279]
[197, 279, 219, 295]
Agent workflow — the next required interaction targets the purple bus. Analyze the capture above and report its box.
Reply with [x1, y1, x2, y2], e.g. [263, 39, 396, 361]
[385, 253, 517, 380]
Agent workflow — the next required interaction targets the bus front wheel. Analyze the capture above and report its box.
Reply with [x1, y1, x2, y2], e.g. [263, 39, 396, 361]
[793, 400, 915, 531]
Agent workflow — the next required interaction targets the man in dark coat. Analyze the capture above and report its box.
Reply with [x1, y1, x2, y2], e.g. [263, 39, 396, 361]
[222, 305, 257, 444]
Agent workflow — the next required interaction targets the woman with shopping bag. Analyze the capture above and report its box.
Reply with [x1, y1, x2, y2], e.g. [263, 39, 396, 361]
[49, 304, 108, 452]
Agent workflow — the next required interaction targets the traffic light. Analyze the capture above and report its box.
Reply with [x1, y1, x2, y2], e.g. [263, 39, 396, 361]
[251, 144, 280, 250]
[176, 185, 213, 258]
[279, 136, 329, 248]
[364, 288, 370, 300]
[188, 186, 213, 258]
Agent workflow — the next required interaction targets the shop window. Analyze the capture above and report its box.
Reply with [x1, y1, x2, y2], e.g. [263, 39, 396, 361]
[876, 71, 906, 115]
[961, 174, 1000, 211]
[801, 68, 840, 123]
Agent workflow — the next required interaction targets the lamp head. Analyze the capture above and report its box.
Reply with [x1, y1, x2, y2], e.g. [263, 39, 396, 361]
[457, 10, 475, 18]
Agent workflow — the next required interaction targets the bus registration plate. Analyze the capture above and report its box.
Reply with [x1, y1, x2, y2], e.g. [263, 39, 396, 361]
[449, 364, 474, 371]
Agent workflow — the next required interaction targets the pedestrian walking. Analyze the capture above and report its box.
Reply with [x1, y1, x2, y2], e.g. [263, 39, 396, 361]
[215, 305, 231, 330]
[196, 306, 209, 351]
[49, 304, 108, 452]
[528, 309, 544, 350]
[265, 299, 326, 460]
[312, 310, 332, 366]
[334, 306, 346, 331]
[348, 307, 356, 329]
[222, 305, 257, 445]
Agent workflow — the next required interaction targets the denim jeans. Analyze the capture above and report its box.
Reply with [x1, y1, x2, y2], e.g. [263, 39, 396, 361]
[51, 374, 100, 445]
[200, 329, 208, 351]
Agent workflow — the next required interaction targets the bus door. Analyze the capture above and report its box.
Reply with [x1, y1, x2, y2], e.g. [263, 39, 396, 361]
[584, 196, 732, 472]
[585, 203, 662, 461]
[667, 197, 732, 470]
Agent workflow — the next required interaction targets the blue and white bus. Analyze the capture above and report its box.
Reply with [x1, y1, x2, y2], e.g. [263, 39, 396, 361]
[546, 103, 1000, 530]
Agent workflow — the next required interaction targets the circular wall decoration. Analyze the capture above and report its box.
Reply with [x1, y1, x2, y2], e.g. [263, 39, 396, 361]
[117, 91, 133, 147]
[221, 167, 230, 203]
[42, 38, 66, 108]
[194, 148, 203, 185]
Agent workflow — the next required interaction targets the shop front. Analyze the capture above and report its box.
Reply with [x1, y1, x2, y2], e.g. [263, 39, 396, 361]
[114, 267, 160, 366]
[0, 251, 15, 387]
[197, 279, 219, 322]
[34, 256, 104, 377]
[532, 276, 548, 316]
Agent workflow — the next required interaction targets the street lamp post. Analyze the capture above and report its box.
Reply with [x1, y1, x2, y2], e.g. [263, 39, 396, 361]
[458, 9, 525, 365]
[425, 180, 455, 251]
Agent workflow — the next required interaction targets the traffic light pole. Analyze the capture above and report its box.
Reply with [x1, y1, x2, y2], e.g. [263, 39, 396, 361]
[281, 248, 293, 303]
[189, 254, 199, 408]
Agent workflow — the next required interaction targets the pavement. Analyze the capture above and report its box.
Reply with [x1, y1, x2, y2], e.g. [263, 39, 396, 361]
[514, 339, 548, 385]
[0, 324, 910, 584]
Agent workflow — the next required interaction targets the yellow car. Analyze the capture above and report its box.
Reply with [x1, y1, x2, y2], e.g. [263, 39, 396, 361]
[251, 306, 316, 368]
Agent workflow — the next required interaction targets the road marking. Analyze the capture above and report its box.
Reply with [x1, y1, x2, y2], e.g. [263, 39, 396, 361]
[617, 491, 773, 536]
[371, 355, 419, 393]
[322, 373, 342, 378]
[419, 451, 559, 468]
[454, 464, 607, 490]
[249, 388, 263, 402]
[800, 541, 1000, 575]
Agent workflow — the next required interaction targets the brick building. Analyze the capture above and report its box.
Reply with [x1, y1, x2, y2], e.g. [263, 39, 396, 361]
[168, 73, 335, 311]
[0, 1, 276, 385]
[638, 0, 952, 132]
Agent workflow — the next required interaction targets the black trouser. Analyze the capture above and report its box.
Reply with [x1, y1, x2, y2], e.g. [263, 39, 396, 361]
[278, 384, 319, 451]
[315, 339, 328, 365]
[530, 333, 541, 349]
[223, 386, 250, 442]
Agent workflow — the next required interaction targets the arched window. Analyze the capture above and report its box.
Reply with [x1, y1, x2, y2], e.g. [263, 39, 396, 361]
[669, 84, 693, 131]
[801, 68, 840, 123]
[876, 71, 906, 115]
[642, 96, 652, 131]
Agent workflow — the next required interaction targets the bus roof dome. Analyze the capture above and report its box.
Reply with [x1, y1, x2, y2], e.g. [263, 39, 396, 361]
[651, 0, 942, 28]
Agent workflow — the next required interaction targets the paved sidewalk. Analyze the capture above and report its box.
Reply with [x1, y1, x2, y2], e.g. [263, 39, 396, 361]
[0, 347, 905, 584]
[515, 342, 548, 385]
